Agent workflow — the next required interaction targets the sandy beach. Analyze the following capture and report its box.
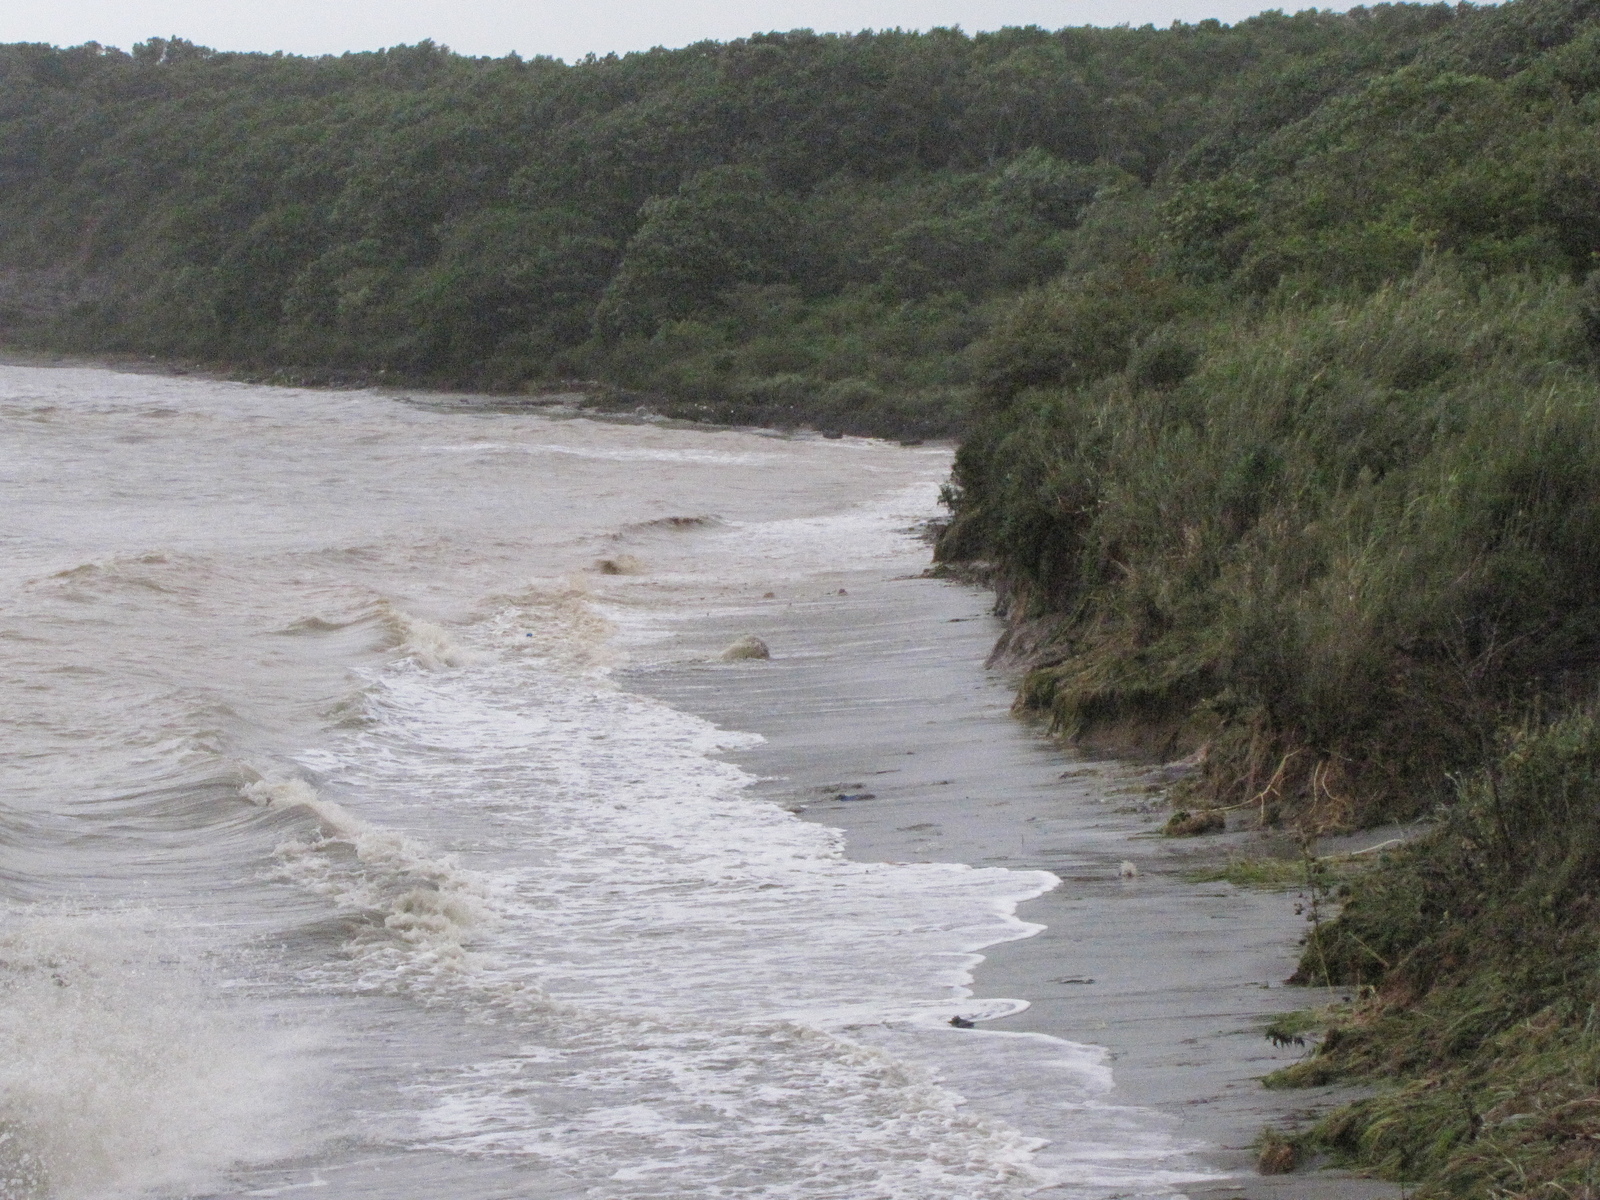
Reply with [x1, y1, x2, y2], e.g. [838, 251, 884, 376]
[623, 565, 1402, 1199]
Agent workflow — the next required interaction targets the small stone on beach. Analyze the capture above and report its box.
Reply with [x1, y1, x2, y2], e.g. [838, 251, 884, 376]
[721, 635, 770, 661]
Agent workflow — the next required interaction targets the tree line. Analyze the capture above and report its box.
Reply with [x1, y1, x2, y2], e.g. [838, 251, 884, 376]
[1, 8, 1446, 432]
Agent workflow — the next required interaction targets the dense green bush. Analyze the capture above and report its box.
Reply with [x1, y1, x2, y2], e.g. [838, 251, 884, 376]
[946, 264, 1600, 819]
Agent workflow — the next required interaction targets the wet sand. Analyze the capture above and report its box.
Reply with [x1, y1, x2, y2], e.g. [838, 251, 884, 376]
[624, 568, 1400, 1199]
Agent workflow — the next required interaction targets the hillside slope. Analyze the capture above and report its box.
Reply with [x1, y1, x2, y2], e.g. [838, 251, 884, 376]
[0, 10, 1445, 433]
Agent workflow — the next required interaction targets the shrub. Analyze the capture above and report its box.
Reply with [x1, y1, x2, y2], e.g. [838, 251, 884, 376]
[943, 263, 1600, 825]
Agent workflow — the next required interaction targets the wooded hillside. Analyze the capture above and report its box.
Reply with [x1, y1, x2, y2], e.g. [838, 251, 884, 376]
[1, 10, 1447, 432]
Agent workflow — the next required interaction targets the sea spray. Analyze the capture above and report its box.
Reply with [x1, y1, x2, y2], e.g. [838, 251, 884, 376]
[0, 908, 318, 1200]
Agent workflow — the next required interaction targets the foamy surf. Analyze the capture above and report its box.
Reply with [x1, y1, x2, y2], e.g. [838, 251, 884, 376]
[243, 776, 506, 991]
[0, 909, 318, 1200]
[377, 604, 485, 670]
[0, 364, 1213, 1200]
[243, 586, 1209, 1198]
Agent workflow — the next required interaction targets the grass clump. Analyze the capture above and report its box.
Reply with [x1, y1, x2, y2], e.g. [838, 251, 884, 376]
[1256, 1127, 1303, 1175]
[1184, 857, 1308, 889]
[1263, 1006, 1333, 1048]
[1164, 807, 1227, 837]
[1265, 709, 1600, 1196]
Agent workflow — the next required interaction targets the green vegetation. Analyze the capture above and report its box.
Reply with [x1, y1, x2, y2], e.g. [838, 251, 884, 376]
[1183, 856, 1312, 889]
[11, 3, 1600, 1192]
[0, 10, 1448, 433]
[1258, 711, 1600, 1195]
[1263, 1005, 1332, 1045]
[948, 262, 1600, 824]
[940, 0, 1600, 824]
[923, 1, 1600, 1192]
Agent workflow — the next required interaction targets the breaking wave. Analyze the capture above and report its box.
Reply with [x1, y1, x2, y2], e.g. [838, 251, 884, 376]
[0, 909, 318, 1200]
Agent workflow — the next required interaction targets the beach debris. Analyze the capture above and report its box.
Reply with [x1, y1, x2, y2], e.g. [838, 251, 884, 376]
[948, 1016, 976, 1028]
[1164, 808, 1227, 837]
[1119, 860, 1139, 878]
[762, 591, 776, 598]
[836, 588, 848, 595]
[835, 792, 876, 802]
[1052, 976, 1096, 985]
[637, 514, 717, 530]
[721, 635, 770, 661]
[1257, 1131, 1300, 1175]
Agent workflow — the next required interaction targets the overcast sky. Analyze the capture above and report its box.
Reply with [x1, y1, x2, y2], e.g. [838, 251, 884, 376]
[5, 0, 1345, 63]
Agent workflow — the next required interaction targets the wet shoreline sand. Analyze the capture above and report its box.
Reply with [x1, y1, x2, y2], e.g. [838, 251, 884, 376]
[623, 568, 1400, 1199]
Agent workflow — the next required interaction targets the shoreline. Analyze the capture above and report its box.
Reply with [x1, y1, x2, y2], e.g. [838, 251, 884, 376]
[622, 569, 1400, 1198]
[0, 345, 952, 442]
[13, 350, 1393, 1190]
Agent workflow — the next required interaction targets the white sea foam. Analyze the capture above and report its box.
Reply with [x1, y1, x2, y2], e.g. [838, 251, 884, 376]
[256, 595, 1207, 1198]
[378, 604, 484, 670]
[0, 909, 318, 1200]
[244, 776, 507, 992]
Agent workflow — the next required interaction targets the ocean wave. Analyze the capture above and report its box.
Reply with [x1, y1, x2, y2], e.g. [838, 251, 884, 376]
[248, 619, 1178, 1198]
[244, 777, 511, 993]
[377, 603, 486, 670]
[0, 907, 319, 1199]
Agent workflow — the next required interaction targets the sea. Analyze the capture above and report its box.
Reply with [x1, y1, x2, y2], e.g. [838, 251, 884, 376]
[0, 365, 1208, 1200]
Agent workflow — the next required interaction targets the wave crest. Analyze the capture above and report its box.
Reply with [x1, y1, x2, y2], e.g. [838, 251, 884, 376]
[242, 778, 508, 988]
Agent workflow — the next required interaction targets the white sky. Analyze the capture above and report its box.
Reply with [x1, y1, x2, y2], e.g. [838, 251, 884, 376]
[2, 0, 1344, 63]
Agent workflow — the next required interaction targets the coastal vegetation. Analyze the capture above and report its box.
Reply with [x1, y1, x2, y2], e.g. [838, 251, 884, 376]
[931, 1, 1600, 1191]
[8, 0, 1600, 1192]
[0, 9, 1445, 434]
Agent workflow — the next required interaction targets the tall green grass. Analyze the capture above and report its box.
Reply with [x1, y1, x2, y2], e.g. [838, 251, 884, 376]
[942, 261, 1600, 825]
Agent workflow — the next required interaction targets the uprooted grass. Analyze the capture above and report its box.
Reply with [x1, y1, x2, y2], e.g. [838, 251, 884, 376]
[1184, 847, 1382, 889]
[1184, 856, 1316, 889]
[1189, 857, 1305, 888]
[941, 260, 1600, 830]
[1262, 709, 1600, 1197]
[1268, 998, 1600, 1196]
